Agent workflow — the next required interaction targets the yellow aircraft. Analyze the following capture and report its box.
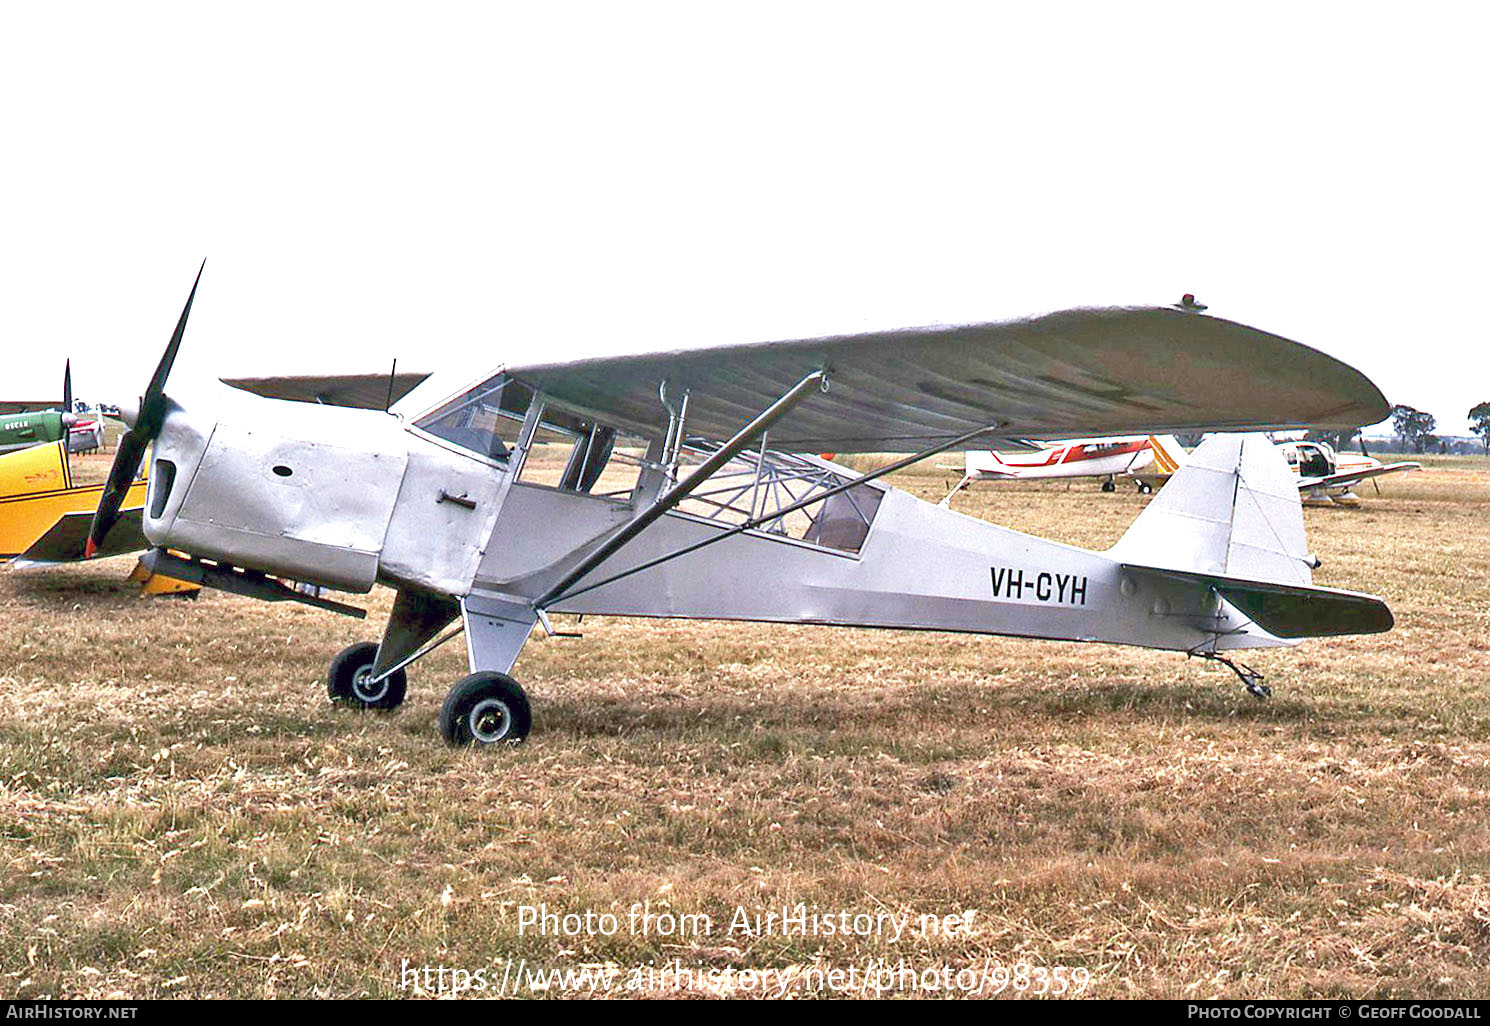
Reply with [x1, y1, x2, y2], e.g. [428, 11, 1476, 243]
[0, 440, 196, 593]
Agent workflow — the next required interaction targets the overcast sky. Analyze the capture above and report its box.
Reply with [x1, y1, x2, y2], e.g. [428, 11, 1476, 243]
[2, 2, 1485, 432]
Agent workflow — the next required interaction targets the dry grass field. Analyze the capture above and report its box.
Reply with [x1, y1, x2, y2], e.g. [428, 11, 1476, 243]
[3, 449, 1489, 998]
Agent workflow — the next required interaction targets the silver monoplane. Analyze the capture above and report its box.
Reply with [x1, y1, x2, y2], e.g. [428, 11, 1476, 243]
[43, 266, 1394, 744]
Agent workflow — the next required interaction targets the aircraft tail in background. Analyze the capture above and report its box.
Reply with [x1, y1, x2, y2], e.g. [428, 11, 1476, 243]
[1144, 434, 1187, 477]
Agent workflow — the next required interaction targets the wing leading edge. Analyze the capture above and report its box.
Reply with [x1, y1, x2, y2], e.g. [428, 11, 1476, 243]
[222, 373, 432, 411]
[481, 307, 1388, 452]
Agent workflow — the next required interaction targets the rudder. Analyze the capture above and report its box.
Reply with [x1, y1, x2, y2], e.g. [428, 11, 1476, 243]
[1110, 433, 1314, 586]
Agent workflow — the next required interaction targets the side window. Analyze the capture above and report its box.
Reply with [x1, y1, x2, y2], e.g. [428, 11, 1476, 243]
[517, 404, 648, 503]
[415, 375, 533, 462]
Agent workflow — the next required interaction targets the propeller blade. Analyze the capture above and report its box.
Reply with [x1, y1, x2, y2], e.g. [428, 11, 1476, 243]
[138, 259, 205, 436]
[63, 359, 72, 412]
[86, 430, 150, 557]
[84, 261, 204, 558]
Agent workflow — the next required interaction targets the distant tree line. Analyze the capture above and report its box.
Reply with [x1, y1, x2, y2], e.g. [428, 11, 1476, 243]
[1472, 401, 1490, 454]
[1371, 402, 1490, 455]
[1391, 404, 1438, 454]
[1173, 402, 1490, 456]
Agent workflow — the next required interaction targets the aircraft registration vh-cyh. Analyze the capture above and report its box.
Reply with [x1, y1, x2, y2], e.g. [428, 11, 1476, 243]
[37, 265, 1396, 746]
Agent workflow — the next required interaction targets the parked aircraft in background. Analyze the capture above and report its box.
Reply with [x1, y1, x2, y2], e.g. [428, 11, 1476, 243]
[1275, 439, 1420, 505]
[943, 434, 1418, 507]
[0, 439, 155, 562]
[68, 409, 107, 454]
[46, 267, 1396, 746]
[0, 362, 77, 455]
[939, 434, 1186, 505]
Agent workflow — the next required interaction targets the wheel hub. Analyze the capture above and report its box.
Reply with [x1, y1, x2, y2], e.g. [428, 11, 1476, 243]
[352, 664, 389, 704]
[468, 697, 512, 743]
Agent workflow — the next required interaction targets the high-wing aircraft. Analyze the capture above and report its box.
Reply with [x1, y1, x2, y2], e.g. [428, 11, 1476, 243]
[938, 434, 1186, 504]
[0, 361, 77, 455]
[60, 266, 1396, 745]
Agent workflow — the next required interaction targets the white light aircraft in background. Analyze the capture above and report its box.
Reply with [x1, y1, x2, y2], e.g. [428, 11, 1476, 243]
[1275, 439, 1420, 505]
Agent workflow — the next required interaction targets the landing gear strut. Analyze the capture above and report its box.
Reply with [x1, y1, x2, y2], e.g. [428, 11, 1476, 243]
[1203, 653, 1271, 699]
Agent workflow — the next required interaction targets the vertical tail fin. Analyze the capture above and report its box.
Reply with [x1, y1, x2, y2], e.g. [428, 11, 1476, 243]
[1146, 434, 1187, 476]
[1110, 433, 1314, 586]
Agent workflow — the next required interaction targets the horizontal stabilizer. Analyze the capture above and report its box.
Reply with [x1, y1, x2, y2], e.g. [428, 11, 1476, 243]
[12, 508, 147, 566]
[1122, 563, 1394, 638]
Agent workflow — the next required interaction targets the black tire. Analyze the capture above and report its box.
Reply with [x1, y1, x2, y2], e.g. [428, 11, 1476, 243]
[1138, 482, 1153, 495]
[327, 641, 408, 710]
[1101, 480, 1116, 493]
[439, 672, 532, 745]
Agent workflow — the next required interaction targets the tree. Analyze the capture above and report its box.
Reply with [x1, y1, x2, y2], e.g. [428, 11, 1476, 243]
[1391, 404, 1437, 454]
[1471, 402, 1490, 455]
[1305, 428, 1360, 452]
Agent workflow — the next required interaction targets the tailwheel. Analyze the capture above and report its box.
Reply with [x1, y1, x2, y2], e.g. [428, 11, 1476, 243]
[1203, 653, 1271, 700]
[440, 672, 532, 745]
[327, 641, 408, 711]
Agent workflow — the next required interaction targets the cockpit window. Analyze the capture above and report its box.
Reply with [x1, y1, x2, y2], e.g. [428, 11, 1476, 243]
[517, 404, 649, 503]
[415, 374, 533, 462]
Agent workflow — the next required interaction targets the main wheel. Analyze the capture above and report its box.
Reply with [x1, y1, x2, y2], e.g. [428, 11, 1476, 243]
[1137, 481, 1154, 494]
[440, 672, 532, 745]
[327, 642, 408, 710]
[1100, 480, 1116, 493]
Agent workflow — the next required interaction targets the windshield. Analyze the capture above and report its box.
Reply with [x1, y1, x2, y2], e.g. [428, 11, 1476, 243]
[415, 374, 533, 461]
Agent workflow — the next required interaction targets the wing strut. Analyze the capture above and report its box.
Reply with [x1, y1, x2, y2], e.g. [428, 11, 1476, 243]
[541, 418, 1006, 610]
[533, 369, 829, 610]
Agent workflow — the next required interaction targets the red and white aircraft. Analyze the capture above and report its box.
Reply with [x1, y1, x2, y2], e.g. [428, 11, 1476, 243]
[939, 434, 1185, 504]
[941, 434, 1418, 507]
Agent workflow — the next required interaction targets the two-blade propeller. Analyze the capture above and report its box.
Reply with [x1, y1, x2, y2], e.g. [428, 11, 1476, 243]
[85, 261, 204, 558]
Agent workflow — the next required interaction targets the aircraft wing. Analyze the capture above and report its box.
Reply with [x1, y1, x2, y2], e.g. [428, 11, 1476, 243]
[222, 373, 432, 410]
[0, 401, 60, 415]
[11, 507, 148, 566]
[497, 308, 1389, 452]
[1298, 461, 1421, 491]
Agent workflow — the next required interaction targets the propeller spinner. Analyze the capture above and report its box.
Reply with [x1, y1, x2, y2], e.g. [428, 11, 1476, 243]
[85, 261, 205, 558]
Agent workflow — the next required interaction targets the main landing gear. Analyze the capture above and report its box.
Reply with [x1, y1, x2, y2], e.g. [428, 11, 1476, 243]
[439, 672, 532, 744]
[325, 644, 534, 745]
[327, 642, 408, 710]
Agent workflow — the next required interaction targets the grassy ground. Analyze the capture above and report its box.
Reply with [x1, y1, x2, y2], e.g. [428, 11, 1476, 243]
[2, 454, 1488, 998]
